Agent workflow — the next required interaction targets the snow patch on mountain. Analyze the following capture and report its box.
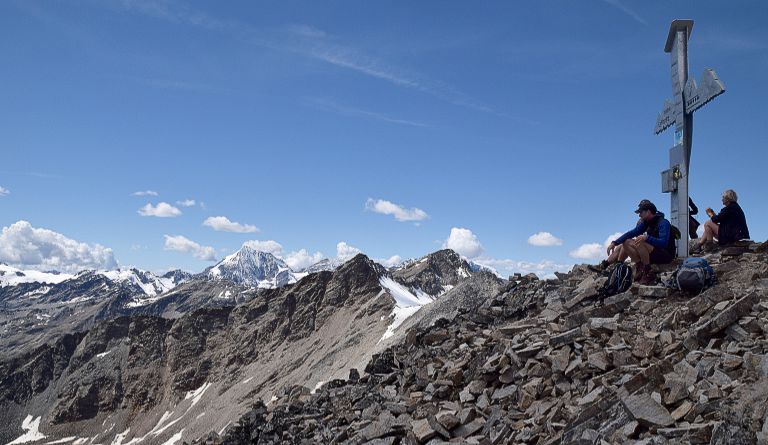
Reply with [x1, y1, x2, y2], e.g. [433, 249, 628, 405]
[378, 276, 434, 341]
[0, 264, 73, 287]
[7, 414, 46, 444]
[98, 269, 179, 296]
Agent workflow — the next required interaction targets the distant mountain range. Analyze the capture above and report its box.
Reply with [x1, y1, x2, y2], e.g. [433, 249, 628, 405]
[0, 246, 492, 445]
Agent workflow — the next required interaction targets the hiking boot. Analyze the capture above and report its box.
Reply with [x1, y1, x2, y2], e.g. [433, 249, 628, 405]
[633, 263, 646, 281]
[638, 265, 657, 285]
[701, 241, 718, 253]
[689, 240, 703, 255]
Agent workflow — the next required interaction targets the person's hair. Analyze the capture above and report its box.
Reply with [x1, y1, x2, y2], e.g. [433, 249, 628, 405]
[722, 189, 738, 203]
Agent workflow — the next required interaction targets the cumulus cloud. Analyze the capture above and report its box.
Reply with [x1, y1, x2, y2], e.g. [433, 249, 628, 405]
[378, 255, 402, 267]
[163, 235, 216, 261]
[604, 232, 624, 247]
[337, 241, 362, 260]
[176, 199, 196, 207]
[0, 220, 117, 272]
[203, 216, 259, 233]
[569, 244, 604, 260]
[569, 232, 625, 261]
[443, 227, 484, 258]
[528, 231, 563, 247]
[132, 190, 158, 196]
[284, 249, 325, 270]
[474, 257, 572, 279]
[138, 202, 182, 217]
[243, 240, 284, 255]
[0, 186, 9, 196]
[365, 198, 429, 222]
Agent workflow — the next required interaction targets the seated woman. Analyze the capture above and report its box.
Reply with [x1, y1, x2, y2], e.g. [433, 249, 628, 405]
[698, 189, 750, 250]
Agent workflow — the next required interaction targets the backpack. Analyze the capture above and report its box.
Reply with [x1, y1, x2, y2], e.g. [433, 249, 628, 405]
[673, 257, 716, 293]
[600, 263, 633, 297]
[671, 225, 681, 241]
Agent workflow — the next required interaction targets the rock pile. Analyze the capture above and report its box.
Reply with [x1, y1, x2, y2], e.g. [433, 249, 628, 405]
[197, 241, 768, 444]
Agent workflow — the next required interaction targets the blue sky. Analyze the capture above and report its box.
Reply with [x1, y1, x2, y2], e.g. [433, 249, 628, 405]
[1, 1, 767, 276]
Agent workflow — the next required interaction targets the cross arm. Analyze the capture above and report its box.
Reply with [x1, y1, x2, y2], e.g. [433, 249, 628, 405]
[684, 69, 726, 114]
[654, 99, 675, 135]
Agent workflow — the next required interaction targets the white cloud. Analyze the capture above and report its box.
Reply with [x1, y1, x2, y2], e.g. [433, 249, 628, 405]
[284, 249, 325, 270]
[138, 202, 182, 218]
[0, 186, 9, 196]
[443, 227, 484, 258]
[203, 216, 259, 233]
[604, 232, 624, 247]
[378, 255, 402, 268]
[569, 244, 604, 260]
[528, 231, 563, 247]
[243, 240, 284, 255]
[132, 190, 158, 196]
[365, 198, 429, 222]
[176, 199, 196, 207]
[0, 220, 117, 272]
[163, 235, 216, 261]
[569, 232, 625, 261]
[474, 257, 572, 279]
[337, 241, 362, 260]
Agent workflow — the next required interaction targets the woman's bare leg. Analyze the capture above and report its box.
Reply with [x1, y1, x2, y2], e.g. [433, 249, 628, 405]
[702, 220, 719, 243]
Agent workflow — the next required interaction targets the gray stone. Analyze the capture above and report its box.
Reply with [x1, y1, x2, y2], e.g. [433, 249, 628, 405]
[621, 393, 675, 427]
[589, 316, 619, 334]
[412, 418, 437, 443]
[452, 417, 486, 438]
[634, 285, 669, 298]
[550, 327, 582, 348]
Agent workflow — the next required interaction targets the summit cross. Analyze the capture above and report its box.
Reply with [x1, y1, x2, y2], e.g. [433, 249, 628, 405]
[655, 19, 726, 258]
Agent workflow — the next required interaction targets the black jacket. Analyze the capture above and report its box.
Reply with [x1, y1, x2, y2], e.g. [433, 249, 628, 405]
[712, 201, 750, 245]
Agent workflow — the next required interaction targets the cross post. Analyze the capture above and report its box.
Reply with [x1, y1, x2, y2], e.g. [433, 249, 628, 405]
[655, 19, 725, 258]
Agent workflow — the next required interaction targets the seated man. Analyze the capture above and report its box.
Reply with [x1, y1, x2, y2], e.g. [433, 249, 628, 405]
[697, 189, 750, 250]
[606, 199, 676, 284]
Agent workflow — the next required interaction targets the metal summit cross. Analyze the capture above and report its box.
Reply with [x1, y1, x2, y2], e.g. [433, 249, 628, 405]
[655, 19, 725, 258]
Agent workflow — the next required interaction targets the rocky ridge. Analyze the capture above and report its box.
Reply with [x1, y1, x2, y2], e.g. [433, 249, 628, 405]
[0, 251, 480, 445]
[196, 241, 768, 445]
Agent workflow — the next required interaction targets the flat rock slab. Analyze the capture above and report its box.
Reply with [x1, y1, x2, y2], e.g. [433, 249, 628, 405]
[550, 327, 582, 348]
[633, 285, 669, 298]
[687, 292, 759, 348]
[621, 393, 675, 427]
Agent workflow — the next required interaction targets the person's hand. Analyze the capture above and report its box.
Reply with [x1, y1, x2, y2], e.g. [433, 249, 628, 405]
[633, 235, 648, 246]
[606, 242, 616, 256]
[706, 207, 715, 217]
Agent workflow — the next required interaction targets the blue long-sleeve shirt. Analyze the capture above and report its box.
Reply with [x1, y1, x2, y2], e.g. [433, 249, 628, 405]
[612, 212, 671, 249]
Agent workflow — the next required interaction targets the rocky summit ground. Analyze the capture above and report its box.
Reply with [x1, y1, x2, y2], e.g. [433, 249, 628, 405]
[197, 240, 768, 445]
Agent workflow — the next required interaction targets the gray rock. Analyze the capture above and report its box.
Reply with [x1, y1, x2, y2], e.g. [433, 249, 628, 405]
[621, 393, 675, 427]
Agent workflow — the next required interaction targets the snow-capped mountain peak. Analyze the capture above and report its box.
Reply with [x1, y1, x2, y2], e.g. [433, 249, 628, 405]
[206, 244, 296, 288]
[300, 258, 345, 274]
[96, 268, 190, 297]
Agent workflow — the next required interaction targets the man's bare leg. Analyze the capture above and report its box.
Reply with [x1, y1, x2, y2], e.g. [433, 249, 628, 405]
[637, 242, 653, 265]
[617, 245, 630, 262]
[622, 240, 640, 263]
[608, 245, 627, 263]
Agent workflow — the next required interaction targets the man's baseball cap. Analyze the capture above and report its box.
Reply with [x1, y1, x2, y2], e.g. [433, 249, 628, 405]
[635, 199, 657, 214]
